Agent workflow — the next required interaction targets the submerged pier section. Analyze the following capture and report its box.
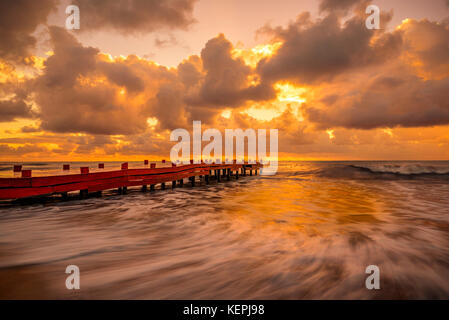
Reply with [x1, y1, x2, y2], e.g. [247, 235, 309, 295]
[0, 161, 262, 200]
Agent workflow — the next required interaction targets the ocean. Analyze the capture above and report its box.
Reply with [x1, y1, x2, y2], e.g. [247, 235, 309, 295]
[0, 161, 448, 299]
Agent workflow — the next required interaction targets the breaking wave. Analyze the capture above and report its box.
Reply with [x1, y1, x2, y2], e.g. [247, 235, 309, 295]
[310, 163, 449, 180]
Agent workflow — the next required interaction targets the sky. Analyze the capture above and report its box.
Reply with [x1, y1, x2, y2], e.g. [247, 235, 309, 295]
[1, 0, 449, 161]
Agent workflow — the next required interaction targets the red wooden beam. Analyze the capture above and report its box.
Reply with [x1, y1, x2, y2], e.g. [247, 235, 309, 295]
[21, 170, 32, 178]
[0, 162, 263, 200]
[80, 167, 89, 174]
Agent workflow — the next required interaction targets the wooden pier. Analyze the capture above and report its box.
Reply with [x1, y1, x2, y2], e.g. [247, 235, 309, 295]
[0, 161, 262, 200]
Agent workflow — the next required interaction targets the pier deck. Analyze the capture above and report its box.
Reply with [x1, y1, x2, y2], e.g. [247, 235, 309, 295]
[0, 162, 262, 200]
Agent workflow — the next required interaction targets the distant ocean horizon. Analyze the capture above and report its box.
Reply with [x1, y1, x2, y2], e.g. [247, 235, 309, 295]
[2, 160, 449, 177]
[1, 161, 449, 298]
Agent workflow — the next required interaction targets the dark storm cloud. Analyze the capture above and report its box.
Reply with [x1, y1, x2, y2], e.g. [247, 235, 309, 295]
[0, 98, 34, 122]
[305, 74, 449, 129]
[177, 55, 203, 89]
[148, 83, 189, 130]
[185, 34, 275, 107]
[301, 18, 449, 130]
[257, 12, 400, 85]
[319, 0, 367, 13]
[400, 18, 449, 77]
[73, 0, 198, 34]
[0, 0, 57, 63]
[97, 61, 145, 93]
[33, 27, 153, 135]
[40, 26, 99, 88]
[0, 144, 47, 155]
[20, 125, 41, 133]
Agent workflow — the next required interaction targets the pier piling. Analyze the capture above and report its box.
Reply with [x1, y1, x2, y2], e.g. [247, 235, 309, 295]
[0, 161, 263, 201]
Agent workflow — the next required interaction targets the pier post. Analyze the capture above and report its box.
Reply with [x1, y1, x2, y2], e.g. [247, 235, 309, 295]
[236, 170, 239, 180]
[21, 170, 32, 178]
[61, 192, 68, 200]
[80, 189, 88, 198]
[172, 181, 176, 188]
[243, 167, 246, 176]
[250, 169, 253, 176]
[63, 164, 70, 171]
[205, 175, 209, 184]
[217, 171, 221, 182]
[122, 187, 127, 194]
[118, 187, 123, 194]
[255, 169, 258, 175]
[142, 185, 147, 192]
[161, 182, 166, 190]
[227, 169, 231, 181]
[179, 179, 184, 186]
[150, 184, 155, 191]
[190, 176, 195, 187]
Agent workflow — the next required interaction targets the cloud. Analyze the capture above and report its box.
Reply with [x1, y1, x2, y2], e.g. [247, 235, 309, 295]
[73, 0, 198, 34]
[2, 4, 449, 160]
[0, 98, 34, 122]
[257, 11, 400, 85]
[185, 34, 275, 108]
[305, 74, 449, 129]
[301, 18, 449, 130]
[154, 34, 179, 48]
[20, 125, 41, 133]
[39, 26, 99, 88]
[399, 18, 449, 79]
[0, 0, 57, 63]
[147, 83, 189, 130]
[97, 60, 145, 93]
[319, 0, 367, 14]
[32, 27, 174, 135]
[0, 143, 48, 156]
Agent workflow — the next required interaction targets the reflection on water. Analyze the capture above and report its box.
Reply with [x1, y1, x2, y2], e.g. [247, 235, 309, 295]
[0, 161, 449, 299]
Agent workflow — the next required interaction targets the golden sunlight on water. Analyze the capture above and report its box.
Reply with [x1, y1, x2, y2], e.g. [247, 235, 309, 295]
[0, 161, 449, 299]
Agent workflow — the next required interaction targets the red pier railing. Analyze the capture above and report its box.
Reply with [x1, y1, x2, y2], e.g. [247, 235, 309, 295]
[0, 162, 262, 200]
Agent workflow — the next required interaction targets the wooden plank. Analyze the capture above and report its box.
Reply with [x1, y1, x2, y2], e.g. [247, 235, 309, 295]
[0, 163, 261, 200]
